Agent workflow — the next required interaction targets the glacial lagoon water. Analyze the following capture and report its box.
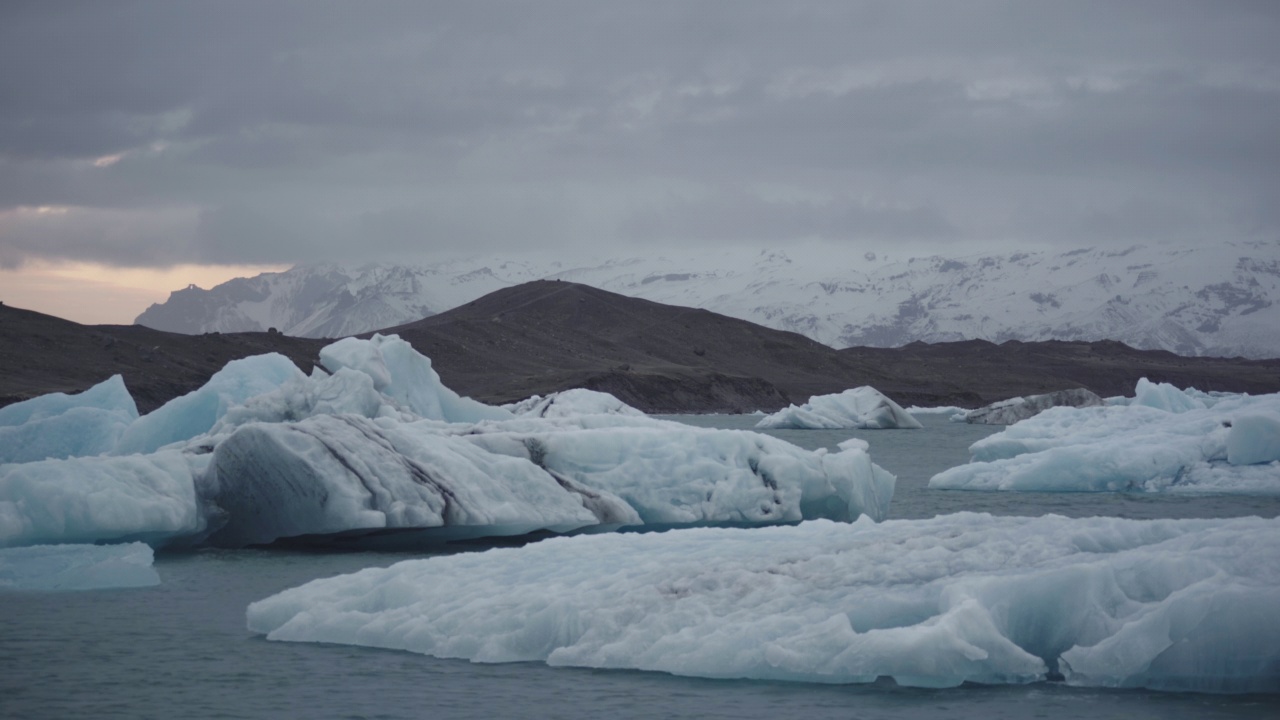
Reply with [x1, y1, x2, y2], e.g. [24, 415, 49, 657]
[2, 414, 1277, 719]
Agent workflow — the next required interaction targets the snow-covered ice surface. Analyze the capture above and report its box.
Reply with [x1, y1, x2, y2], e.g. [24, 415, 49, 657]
[0, 335, 893, 549]
[0, 542, 158, 591]
[248, 513, 1280, 694]
[756, 387, 923, 430]
[931, 380, 1280, 494]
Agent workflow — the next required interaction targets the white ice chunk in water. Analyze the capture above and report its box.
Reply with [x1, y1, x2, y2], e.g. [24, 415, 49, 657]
[0, 542, 159, 591]
[931, 381, 1280, 494]
[0, 375, 138, 463]
[1226, 413, 1280, 466]
[247, 513, 1280, 694]
[756, 387, 923, 430]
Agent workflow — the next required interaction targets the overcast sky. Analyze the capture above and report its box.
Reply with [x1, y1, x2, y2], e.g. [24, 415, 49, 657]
[2, 1, 1278, 320]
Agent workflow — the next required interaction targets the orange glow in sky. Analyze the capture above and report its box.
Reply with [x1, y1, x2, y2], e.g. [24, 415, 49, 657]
[0, 261, 290, 326]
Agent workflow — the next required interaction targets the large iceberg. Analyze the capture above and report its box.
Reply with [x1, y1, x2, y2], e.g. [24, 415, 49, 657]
[931, 380, 1280, 494]
[0, 542, 159, 591]
[756, 387, 923, 430]
[1, 335, 894, 549]
[247, 513, 1280, 694]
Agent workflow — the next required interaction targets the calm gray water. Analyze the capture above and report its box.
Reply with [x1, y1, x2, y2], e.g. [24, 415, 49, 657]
[2, 414, 1277, 720]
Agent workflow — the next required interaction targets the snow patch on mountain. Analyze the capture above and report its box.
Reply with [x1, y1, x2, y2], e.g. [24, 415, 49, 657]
[135, 242, 1280, 358]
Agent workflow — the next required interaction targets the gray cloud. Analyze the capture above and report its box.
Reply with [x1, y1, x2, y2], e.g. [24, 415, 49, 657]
[1, 1, 1277, 268]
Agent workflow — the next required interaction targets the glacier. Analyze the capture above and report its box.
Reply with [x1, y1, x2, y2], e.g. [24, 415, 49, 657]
[0, 542, 159, 591]
[0, 335, 893, 549]
[755, 387, 923, 430]
[246, 513, 1280, 694]
[930, 380, 1280, 494]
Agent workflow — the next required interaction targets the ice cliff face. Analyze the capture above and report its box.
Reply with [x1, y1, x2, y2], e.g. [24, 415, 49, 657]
[136, 242, 1280, 358]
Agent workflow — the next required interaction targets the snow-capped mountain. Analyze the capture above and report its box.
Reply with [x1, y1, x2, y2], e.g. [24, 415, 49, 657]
[134, 242, 1280, 358]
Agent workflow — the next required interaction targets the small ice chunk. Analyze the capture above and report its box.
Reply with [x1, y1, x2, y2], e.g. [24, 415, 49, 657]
[0, 542, 159, 591]
[504, 389, 645, 418]
[1226, 413, 1280, 466]
[756, 387, 923, 430]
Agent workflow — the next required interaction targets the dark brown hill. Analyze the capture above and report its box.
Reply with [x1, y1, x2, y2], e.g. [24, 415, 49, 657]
[385, 280, 1280, 411]
[379, 279, 927, 412]
[0, 302, 325, 413]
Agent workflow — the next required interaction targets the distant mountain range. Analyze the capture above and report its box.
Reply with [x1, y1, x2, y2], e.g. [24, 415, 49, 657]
[135, 242, 1280, 358]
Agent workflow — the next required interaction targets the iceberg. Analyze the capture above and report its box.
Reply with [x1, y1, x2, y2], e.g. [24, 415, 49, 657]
[504, 389, 645, 418]
[962, 388, 1104, 425]
[0, 542, 159, 591]
[931, 380, 1280, 494]
[0, 375, 138, 463]
[756, 387, 923, 430]
[202, 412, 893, 547]
[247, 513, 1280, 694]
[0, 335, 894, 549]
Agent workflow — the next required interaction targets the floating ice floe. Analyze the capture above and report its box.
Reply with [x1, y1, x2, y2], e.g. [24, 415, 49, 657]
[962, 388, 1104, 425]
[755, 387, 923, 430]
[247, 513, 1280, 694]
[0, 542, 159, 591]
[930, 379, 1280, 493]
[1, 335, 894, 549]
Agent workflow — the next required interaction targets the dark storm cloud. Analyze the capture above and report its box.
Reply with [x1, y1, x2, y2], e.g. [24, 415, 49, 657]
[1, 1, 1277, 268]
